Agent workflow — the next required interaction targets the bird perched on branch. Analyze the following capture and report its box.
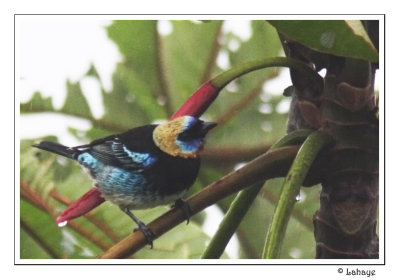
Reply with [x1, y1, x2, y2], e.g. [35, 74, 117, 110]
[33, 116, 217, 246]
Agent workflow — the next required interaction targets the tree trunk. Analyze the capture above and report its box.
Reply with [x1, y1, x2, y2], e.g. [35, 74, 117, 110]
[281, 20, 379, 258]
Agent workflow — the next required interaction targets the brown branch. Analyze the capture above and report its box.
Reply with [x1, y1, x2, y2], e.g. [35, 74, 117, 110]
[98, 145, 299, 259]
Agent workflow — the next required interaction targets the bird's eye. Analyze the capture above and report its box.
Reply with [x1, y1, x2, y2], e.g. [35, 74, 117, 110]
[178, 120, 204, 141]
[178, 131, 192, 141]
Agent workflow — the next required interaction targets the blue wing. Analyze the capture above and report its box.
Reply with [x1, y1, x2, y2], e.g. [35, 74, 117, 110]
[88, 138, 158, 170]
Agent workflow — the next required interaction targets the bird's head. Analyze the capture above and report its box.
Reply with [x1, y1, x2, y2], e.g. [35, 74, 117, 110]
[153, 116, 217, 158]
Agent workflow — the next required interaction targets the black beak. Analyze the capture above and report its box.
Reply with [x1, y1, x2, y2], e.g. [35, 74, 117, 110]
[200, 121, 217, 135]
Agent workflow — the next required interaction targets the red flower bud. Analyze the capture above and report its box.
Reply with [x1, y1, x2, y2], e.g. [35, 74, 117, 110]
[55, 187, 105, 226]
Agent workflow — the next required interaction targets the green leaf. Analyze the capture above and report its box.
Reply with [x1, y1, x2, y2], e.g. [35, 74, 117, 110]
[61, 80, 93, 119]
[268, 20, 378, 62]
[85, 63, 101, 80]
[21, 91, 54, 113]
[106, 20, 168, 119]
[162, 20, 223, 111]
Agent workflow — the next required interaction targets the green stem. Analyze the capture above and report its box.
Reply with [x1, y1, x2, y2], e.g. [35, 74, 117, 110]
[269, 129, 314, 150]
[211, 57, 323, 91]
[200, 129, 313, 259]
[201, 182, 264, 259]
[262, 131, 332, 259]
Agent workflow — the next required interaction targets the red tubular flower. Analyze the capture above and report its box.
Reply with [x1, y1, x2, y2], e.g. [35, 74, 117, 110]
[55, 187, 105, 226]
[170, 81, 220, 120]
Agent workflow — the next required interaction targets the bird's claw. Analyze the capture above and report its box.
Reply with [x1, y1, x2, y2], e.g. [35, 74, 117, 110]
[133, 224, 156, 248]
[172, 199, 193, 225]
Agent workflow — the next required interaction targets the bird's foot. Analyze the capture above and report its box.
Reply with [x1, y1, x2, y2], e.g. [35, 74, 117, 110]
[172, 198, 193, 225]
[120, 206, 156, 248]
[133, 221, 156, 249]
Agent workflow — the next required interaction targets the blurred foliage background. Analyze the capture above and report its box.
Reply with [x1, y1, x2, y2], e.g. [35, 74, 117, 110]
[20, 20, 322, 259]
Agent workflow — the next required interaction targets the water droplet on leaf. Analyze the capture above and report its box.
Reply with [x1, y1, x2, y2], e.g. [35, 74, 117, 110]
[295, 190, 306, 202]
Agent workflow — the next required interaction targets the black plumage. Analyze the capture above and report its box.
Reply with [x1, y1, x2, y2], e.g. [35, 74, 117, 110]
[33, 116, 216, 246]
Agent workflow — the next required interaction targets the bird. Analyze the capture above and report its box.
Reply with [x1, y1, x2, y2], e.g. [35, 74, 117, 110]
[32, 116, 217, 246]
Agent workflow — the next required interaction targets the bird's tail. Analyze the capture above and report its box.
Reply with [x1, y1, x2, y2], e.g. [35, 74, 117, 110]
[32, 141, 77, 159]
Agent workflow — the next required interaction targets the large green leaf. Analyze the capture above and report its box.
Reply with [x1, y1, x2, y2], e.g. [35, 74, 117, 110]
[61, 80, 93, 119]
[268, 20, 378, 62]
[106, 20, 168, 120]
[20, 91, 55, 113]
